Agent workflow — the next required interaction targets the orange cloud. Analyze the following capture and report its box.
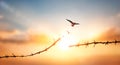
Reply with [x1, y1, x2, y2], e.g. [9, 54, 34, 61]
[0, 29, 28, 43]
[96, 27, 120, 41]
[0, 29, 52, 44]
[29, 33, 51, 44]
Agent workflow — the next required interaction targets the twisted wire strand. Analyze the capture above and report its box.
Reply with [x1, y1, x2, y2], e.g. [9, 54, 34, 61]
[69, 40, 120, 47]
[0, 38, 61, 58]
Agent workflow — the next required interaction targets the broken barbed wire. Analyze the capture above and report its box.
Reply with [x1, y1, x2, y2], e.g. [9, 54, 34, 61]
[0, 38, 61, 58]
[69, 40, 120, 47]
[1, 38, 120, 58]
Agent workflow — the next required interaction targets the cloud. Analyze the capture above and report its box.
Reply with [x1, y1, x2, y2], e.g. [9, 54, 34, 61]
[93, 12, 120, 41]
[29, 33, 51, 44]
[0, 29, 51, 44]
[96, 27, 120, 41]
[0, 1, 33, 27]
[117, 13, 120, 18]
[0, 22, 11, 30]
[0, 29, 29, 44]
[0, 15, 3, 19]
[109, 12, 120, 27]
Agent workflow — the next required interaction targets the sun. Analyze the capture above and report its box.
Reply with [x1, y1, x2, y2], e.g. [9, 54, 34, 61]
[57, 33, 78, 51]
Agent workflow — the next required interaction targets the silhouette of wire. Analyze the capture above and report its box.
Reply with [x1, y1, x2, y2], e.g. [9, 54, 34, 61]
[1, 37, 120, 58]
[69, 40, 120, 47]
[0, 38, 61, 58]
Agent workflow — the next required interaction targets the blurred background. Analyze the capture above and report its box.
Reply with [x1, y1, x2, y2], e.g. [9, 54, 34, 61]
[0, 0, 120, 65]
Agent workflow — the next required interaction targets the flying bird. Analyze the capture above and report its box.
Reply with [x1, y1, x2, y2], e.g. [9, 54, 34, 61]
[66, 19, 79, 27]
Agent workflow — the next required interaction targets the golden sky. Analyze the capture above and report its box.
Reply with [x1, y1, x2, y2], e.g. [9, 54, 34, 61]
[0, 0, 120, 65]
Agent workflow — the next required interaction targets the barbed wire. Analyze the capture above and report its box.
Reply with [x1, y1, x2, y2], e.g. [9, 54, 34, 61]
[69, 40, 120, 47]
[0, 38, 120, 58]
[0, 38, 61, 58]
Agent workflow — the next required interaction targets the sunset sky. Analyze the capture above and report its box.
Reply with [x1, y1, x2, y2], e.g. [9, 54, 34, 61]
[0, 0, 120, 65]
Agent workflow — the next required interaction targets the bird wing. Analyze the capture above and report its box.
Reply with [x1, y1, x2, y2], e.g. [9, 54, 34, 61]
[66, 19, 74, 24]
